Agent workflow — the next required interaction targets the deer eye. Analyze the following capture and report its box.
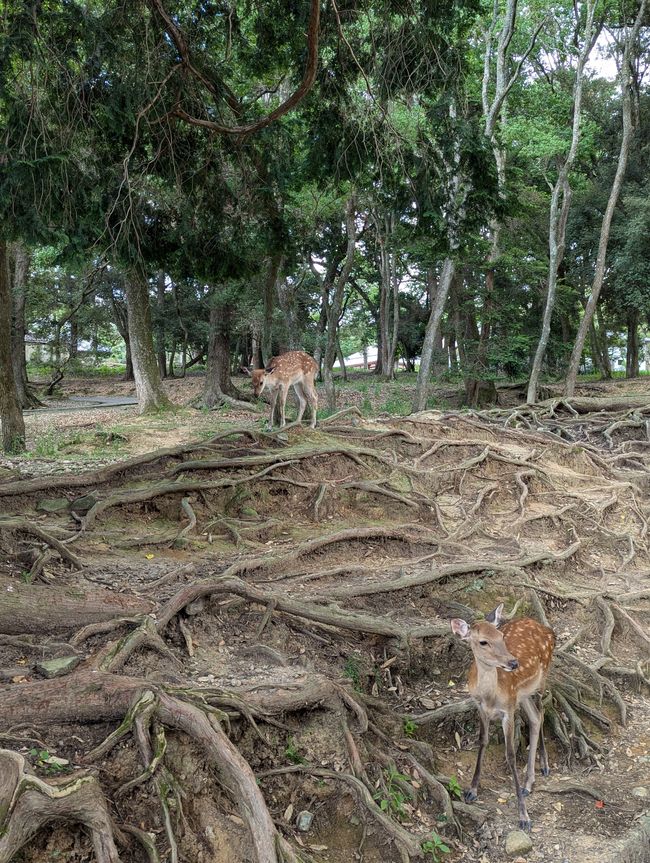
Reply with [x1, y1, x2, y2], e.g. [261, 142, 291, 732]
[479, 640, 489, 646]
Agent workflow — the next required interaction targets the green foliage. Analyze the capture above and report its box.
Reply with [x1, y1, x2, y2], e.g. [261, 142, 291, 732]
[284, 738, 308, 766]
[403, 718, 418, 738]
[421, 833, 451, 861]
[373, 766, 413, 820]
[343, 656, 363, 692]
[446, 775, 463, 799]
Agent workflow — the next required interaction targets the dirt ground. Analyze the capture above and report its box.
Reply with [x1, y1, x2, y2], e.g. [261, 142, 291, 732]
[0, 374, 649, 863]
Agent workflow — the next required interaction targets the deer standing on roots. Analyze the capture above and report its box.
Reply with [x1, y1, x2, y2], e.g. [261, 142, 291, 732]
[450, 604, 555, 830]
[246, 351, 318, 429]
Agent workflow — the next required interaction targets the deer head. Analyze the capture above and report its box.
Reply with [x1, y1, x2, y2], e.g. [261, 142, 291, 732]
[450, 604, 519, 671]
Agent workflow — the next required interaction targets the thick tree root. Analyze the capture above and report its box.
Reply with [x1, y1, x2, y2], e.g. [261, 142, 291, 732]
[0, 749, 121, 863]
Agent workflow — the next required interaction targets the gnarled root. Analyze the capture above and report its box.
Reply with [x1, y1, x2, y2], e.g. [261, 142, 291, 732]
[0, 749, 121, 863]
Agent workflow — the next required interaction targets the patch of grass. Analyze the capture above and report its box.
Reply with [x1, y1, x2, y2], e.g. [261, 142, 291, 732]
[381, 392, 411, 415]
[403, 718, 417, 738]
[284, 738, 308, 765]
[343, 656, 363, 691]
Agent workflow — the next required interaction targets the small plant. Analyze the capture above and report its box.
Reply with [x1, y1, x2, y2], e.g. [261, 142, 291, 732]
[403, 718, 417, 738]
[29, 748, 68, 775]
[284, 738, 307, 765]
[446, 775, 462, 799]
[373, 767, 412, 820]
[421, 832, 450, 861]
[343, 656, 363, 691]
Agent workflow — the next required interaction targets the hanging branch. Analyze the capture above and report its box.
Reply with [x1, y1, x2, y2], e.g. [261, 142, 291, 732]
[148, 0, 321, 136]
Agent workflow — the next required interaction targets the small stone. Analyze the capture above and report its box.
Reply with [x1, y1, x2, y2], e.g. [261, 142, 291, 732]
[632, 786, 649, 798]
[70, 494, 98, 514]
[505, 830, 533, 856]
[37, 497, 70, 514]
[295, 810, 313, 832]
[185, 598, 205, 616]
[36, 656, 80, 679]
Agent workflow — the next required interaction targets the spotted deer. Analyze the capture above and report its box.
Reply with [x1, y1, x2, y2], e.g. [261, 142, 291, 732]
[245, 351, 318, 429]
[450, 604, 555, 830]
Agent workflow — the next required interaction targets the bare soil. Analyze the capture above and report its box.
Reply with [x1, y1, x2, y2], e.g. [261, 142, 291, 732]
[0, 375, 649, 863]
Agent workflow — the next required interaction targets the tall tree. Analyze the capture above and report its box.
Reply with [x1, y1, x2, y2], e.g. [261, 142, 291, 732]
[565, 0, 648, 395]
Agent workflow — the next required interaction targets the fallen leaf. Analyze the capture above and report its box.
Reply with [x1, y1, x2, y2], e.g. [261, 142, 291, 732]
[144, 553, 155, 560]
[595, 800, 605, 809]
[454, 731, 462, 749]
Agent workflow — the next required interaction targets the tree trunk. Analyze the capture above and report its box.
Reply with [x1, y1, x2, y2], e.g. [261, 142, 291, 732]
[336, 338, 347, 382]
[565, 4, 645, 396]
[528, 4, 597, 402]
[124, 339, 134, 381]
[261, 254, 283, 365]
[124, 267, 170, 413]
[204, 302, 235, 406]
[155, 270, 167, 377]
[413, 261, 455, 412]
[10, 244, 40, 408]
[0, 240, 26, 453]
[595, 307, 611, 378]
[626, 309, 639, 378]
[323, 197, 357, 411]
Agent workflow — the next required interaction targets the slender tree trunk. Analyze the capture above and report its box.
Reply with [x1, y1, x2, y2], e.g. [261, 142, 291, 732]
[0, 240, 26, 453]
[155, 270, 167, 378]
[528, 1, 597, 403]
[261, 254, 283, 366]
[595, 307, 611, 378]
[626, 310, 639, 378]
[204, 303, 235, 406]
[565, 3, 645, 396]
[413, 262, 455, 411]
[125, 267, 170, 413]
[10, 244, 40, 408]
[124, 339, 134, 382]
[336, 338, 347, 381]
[323, 198, 357, 411]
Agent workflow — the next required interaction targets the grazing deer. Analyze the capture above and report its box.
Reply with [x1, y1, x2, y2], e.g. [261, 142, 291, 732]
[450, 604, 555, 830]
[244, 351, 318, 429]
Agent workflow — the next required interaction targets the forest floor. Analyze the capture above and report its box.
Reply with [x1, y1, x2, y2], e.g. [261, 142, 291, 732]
[0, 374, 649, 863]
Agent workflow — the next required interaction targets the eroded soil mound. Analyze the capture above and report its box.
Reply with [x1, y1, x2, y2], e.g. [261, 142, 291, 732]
[0, 406, 648, 863]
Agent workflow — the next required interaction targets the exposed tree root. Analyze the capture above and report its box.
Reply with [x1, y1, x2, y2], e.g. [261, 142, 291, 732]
[0, 749, 121, 863]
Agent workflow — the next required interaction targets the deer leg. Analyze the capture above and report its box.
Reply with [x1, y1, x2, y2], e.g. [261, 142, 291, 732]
[304, 378, 318, 428]
[279, 383, 290, 427]
[536, 692, 550, 777]
[465, 708, 489, 802]
[502, 714, 531, 831]
[294, 383, 307, 423]
[268, 389, 279, 429]
[520, 696, 541, 795]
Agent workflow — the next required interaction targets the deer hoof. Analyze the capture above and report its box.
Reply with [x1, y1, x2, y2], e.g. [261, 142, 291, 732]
[463, 789, 478, 803]
[519, 817, 532, 832]
[522, 787, 531, 797]
[541, 766, 550, 777]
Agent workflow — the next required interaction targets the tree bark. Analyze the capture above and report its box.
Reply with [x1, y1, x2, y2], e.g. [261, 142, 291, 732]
[565, 2, 646, 396]
[323, 197, 357, 411]
[124, 267, 171, 413]
[0, 240, 26, 453]
[261, 254, 283, 365]
[204, 301, 235, 406]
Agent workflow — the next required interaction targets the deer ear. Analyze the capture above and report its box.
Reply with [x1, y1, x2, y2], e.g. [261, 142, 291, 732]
[450, 618, 470, 639]
[240, 365, 252, 376]
[265, 364, 276, 374]
[485, 603, 504, 627]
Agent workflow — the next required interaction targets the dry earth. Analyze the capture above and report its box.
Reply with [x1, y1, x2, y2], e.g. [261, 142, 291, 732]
[0, 374, 649, 863]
